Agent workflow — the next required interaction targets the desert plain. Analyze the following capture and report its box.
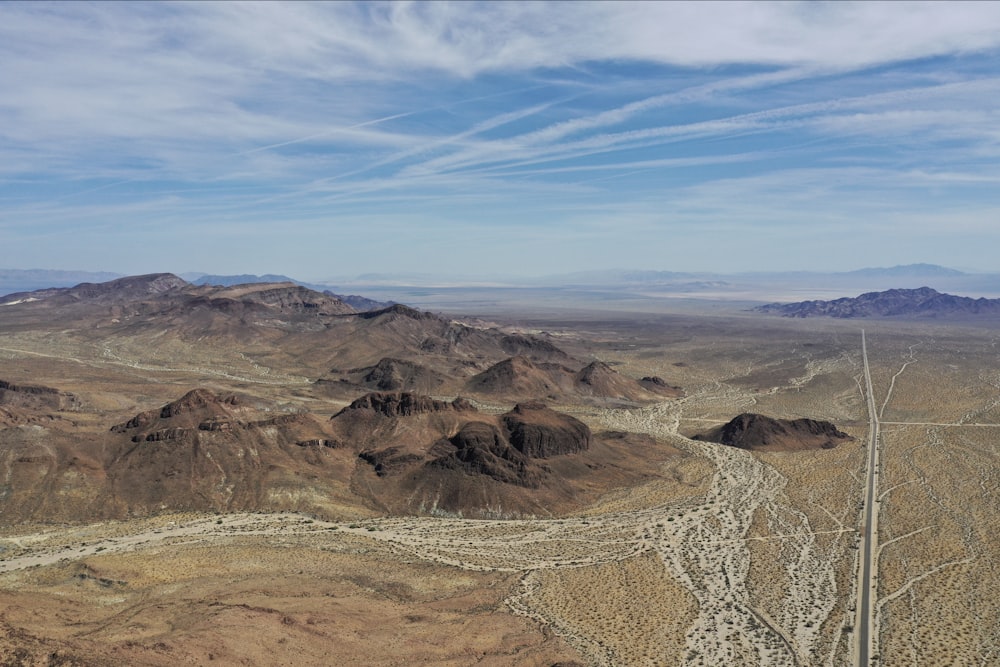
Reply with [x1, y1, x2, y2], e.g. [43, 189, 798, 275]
[0, 288, 998, 667]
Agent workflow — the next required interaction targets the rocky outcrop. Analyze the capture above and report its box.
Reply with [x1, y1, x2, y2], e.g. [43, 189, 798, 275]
[102, 389, 347, 516]
[503, 402, 591, 458]
[358, 446, 426, 477]
[693, 413, 852, 451]
[0, 380, 80, 411]
[638, 375, 684, 396]
[339, 395, 589, 488]
[111, 389, 240, 432]
[335, 392, 477, 418]
[427, 421, 543, 488]
[357, 303, 440, 321]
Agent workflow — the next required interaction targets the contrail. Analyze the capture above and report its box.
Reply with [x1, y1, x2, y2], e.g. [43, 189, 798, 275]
[235, 111, 420, 156]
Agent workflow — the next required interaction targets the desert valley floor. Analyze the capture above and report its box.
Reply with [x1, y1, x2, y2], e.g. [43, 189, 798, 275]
[1, 285, 998, 666]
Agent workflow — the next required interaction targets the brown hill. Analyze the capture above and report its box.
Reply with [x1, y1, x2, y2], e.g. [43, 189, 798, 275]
[692, 413, 853, 452]
[466, 356, 574, 399]
[102, 389, 357, 517]
[574, 361, 683, 401]
[316, 357, 450, 395]
[466, 357, 682, 405]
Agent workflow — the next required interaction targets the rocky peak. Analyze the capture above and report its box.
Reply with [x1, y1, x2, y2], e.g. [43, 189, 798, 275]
[336, 392, 477, 418]
[575, 361, 616, 386]
[502, 402, 591, 458]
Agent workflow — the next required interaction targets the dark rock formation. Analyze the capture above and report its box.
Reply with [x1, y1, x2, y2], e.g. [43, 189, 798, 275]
[427, 421, 542, 488]
[335, 392, 477, 418]
[359, 447, 425, 477]
[693, 413, 852, 451]
[0, 273, 188, 306]
[503, 402, 591, 458]
[102, 388, 347, 516]
[638, 376, 683, 395]
[357, 303, 440, 321]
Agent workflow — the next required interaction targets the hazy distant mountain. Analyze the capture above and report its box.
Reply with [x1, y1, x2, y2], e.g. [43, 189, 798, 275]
[542, 264, 967, 286]
[192, 273, 301, 287]
[755, 287, 1000, 318]
[542, 269, 702, 285]
[840, 264, 965, 278]
[0, 269, 122, 297]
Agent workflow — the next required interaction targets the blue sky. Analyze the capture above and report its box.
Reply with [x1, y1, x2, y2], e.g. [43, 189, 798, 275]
[2, 1, 1000, 281]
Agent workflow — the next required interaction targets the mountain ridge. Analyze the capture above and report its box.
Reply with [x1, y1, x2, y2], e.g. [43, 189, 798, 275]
[755, 286, 1000, 318]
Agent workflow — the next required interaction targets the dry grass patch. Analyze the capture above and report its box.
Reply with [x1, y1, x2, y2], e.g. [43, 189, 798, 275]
[529, 551, 697, 665]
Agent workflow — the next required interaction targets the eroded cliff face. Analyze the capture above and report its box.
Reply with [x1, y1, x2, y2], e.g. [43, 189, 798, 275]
[0, 380, 80, 412]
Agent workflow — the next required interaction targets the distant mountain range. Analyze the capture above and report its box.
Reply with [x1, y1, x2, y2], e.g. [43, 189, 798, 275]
[3, 265, 999, 302]
[0, 269, 122, 295]
[756, 287, 1000, 318]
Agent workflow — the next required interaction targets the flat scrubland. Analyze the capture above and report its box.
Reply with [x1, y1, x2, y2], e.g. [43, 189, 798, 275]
[2, 311, 999, 665]
[859, 328, 1000, 666]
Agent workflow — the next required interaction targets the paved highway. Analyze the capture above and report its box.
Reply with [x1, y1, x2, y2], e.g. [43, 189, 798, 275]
[855, 330, 881, 665]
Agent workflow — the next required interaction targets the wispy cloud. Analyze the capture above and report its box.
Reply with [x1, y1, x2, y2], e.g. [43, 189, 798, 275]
[2, 2, 1000, 276]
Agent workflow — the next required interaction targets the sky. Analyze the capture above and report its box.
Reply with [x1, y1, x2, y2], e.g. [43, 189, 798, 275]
[2, 1, 1000, 282]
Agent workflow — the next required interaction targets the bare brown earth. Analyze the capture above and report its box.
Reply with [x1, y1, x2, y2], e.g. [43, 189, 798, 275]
[2, 278, 998, 665]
